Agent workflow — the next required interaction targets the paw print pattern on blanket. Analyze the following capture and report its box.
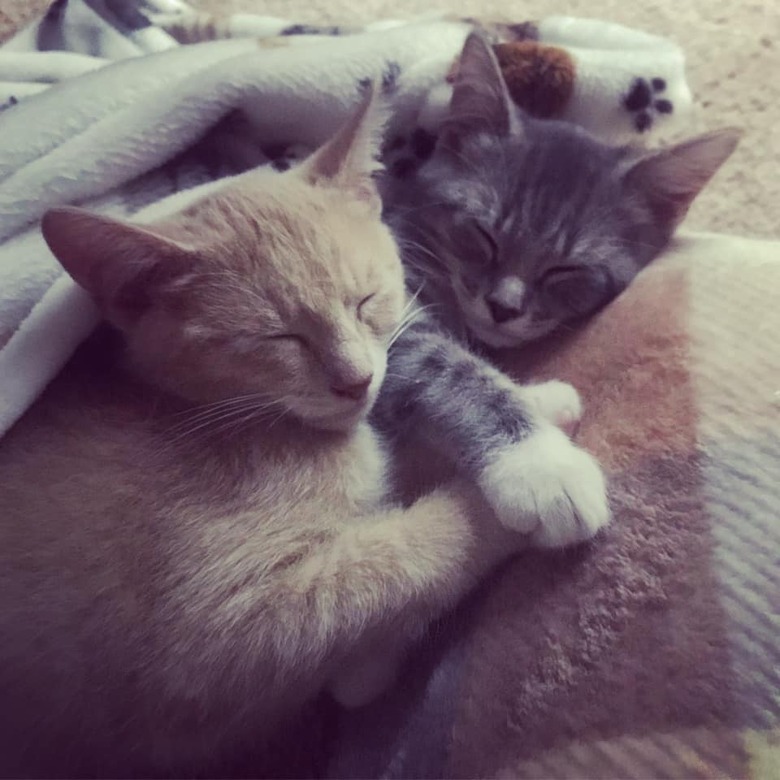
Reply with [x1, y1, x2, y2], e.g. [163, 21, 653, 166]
[357, 60, 402, 95]
[266, 60, 404, 173]
[623, 76, 674, 133]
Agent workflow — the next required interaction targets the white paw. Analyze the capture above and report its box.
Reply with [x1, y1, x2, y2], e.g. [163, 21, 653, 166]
[478, 425, 610, 548]
[522, 380, 582, 437]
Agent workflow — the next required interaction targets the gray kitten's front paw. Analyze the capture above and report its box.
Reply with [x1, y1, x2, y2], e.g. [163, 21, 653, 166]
[478, 425, 610, 548]
[521, 380, 582, 436]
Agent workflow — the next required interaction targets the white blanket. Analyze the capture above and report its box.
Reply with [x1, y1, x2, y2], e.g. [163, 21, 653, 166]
[0, 0, 694, 436]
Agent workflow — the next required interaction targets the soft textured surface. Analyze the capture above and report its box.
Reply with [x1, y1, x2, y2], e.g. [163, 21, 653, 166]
[326, 233, 780, 778]
[3, 3, 777, 239]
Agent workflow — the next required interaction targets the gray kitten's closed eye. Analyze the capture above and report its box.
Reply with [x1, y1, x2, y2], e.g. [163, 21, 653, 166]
[470, 223, 498, 267]
[540, 266, 613, 318]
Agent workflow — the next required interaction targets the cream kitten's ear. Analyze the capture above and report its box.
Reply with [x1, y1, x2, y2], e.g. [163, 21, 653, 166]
[624, 128, 741, 229]
[441, 32, 521, 145]
[300, 83, 387, 209]
[42, 207, 197, 329]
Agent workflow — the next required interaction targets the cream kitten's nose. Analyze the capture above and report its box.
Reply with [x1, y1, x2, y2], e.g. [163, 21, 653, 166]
[331, 375, 373, 401]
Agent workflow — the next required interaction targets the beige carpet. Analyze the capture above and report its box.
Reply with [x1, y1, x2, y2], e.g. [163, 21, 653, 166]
[3, 0, 777, 240]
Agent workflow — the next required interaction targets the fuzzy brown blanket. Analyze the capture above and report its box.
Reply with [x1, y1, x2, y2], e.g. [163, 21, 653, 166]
[314, 233, 779, 780]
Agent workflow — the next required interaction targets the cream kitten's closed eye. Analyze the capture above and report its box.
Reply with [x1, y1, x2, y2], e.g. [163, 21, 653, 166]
[357, 293, 376, 314]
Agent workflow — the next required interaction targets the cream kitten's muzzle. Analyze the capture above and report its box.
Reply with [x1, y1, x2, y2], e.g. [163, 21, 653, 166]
[288, 354, 387, 431]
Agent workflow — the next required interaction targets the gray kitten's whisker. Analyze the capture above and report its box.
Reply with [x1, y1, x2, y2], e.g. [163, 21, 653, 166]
[438, 145, 483, 177]
[398, 285, 426, 320]
[397, 238, 447, 269]
[388, 320, 417, 348]
[388, 302, 440, 348]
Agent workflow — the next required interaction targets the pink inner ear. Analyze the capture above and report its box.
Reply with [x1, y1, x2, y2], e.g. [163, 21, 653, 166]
[445, 33, 515, 139]
[41, 206, 196, 328]
[352, 178, 382, 211]
[41, 207, 107, 294]
[301, 85, 385, 194]
[626, 128, 740, 228]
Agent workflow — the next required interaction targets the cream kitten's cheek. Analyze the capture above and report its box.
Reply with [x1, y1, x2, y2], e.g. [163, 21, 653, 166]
[367, 344, 387, 396]
[364, 294, 405, 338]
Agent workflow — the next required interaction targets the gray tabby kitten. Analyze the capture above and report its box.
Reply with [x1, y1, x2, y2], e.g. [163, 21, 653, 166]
[375, 33, 739, 535]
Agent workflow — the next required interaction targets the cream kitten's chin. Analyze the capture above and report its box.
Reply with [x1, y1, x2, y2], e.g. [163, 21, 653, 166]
[304, 407, 370, 432]
[293, 399, 370, 432]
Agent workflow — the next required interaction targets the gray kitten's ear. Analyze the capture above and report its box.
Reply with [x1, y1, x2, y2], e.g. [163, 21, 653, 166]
[441, 32, 520, 145]
[300, 82, 387, 210]
[41, 207, 197, 329]
[623, 128, 741, 229]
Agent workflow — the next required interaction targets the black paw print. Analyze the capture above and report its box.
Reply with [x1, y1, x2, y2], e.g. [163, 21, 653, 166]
[623, 77, 674, 133]
[357, 61, 402, 97]
[381, 61, 401, 94]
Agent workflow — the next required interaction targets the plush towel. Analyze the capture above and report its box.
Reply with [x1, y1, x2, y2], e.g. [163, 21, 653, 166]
[0, 0, 693, 436]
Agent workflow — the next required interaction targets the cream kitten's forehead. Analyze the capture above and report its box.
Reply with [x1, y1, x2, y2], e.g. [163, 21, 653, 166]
[169, 176, 399, 321]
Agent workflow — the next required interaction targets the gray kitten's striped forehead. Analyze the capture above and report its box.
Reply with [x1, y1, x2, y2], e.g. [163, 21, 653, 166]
[416, 117, 651, 284]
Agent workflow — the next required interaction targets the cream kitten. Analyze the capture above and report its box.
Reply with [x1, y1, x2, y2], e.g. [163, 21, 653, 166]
[0, 90, 530, 777]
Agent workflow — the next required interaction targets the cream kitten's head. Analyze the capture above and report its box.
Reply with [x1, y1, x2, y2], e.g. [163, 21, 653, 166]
[42, 90, 405, 431]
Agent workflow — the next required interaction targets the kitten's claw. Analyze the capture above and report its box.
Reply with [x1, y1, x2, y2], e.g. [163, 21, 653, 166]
[478, 425, 610, 548]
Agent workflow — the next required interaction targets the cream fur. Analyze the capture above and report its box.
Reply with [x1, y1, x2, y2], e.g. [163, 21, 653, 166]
[0, 93, 518, 776]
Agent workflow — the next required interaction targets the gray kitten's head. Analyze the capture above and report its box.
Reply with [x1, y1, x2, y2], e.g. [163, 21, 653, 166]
[386, 34, 740, 348]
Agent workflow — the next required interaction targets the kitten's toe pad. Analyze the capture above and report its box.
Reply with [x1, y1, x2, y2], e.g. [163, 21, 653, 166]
[523, 381, 582, 436]
[478, 425, 610, 548]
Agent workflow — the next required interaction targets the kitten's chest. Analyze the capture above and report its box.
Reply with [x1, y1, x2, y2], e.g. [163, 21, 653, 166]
[226, 423, 391, 519]
[337, 423, 392, 512]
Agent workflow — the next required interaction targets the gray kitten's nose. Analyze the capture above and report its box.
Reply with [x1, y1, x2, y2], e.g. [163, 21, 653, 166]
[487, 276, 525, 324]
[331, 375, 373, 401]
[486, 298, 522, 324]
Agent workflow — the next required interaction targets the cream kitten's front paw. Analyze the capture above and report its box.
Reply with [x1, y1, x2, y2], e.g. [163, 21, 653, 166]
[478, 425, 610, 548]
[522, 380, 582, 436]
